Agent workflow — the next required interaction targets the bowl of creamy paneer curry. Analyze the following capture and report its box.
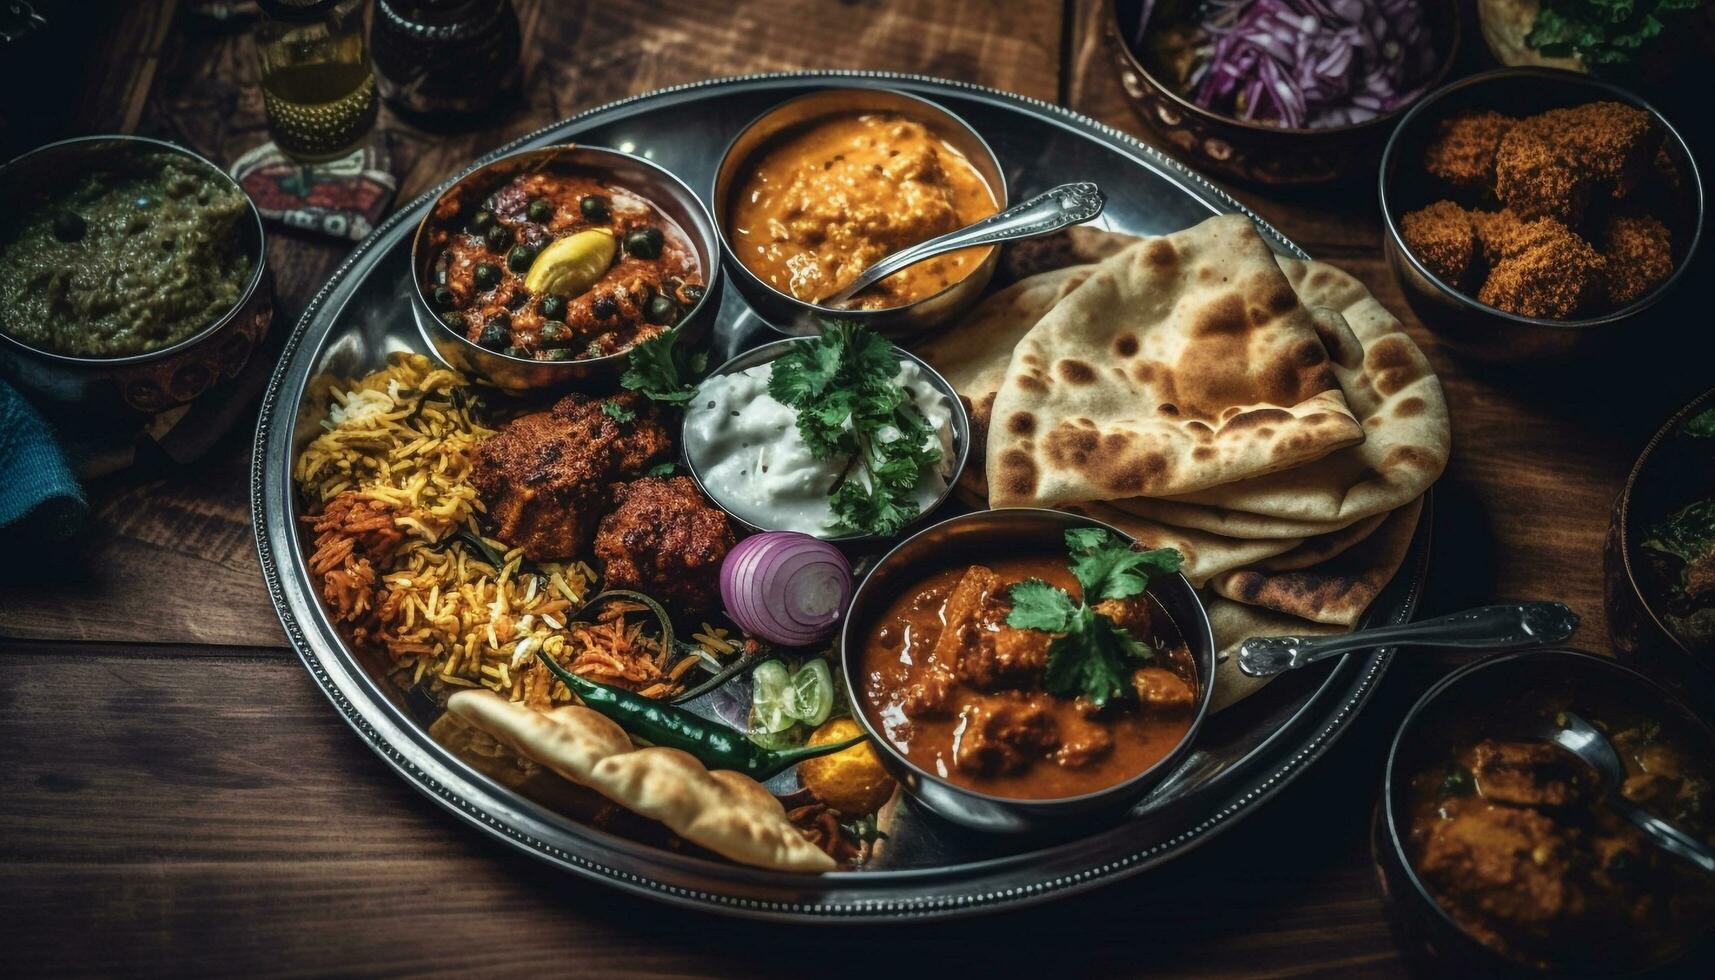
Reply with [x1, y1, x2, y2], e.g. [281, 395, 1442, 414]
[840, 508, 1214, 832]
[713, 87, 1006, 338]
[411, 144, 720, 390]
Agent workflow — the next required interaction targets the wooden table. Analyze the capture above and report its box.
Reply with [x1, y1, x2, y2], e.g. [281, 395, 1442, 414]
[4, 2, 1709, 974]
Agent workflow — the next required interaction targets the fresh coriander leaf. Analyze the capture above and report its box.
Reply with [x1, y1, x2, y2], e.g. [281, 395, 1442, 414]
[1527, 0, 1699, 67]
[645, 461, 679, 478]
[1063, 527, 1184, 603]
[1684, 407, 1715, 439]
[620, 327, 702, 403]
[600, 400, 636, 423]
[1641, 498, 1715, 566]
[1041, 606, 1155, 708]
[767, 337, 843, 408]
[828, 479, 920, 537]
[1006, 579, 1078, 633]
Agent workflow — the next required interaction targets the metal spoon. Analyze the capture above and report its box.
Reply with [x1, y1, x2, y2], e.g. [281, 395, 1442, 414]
[1237, 602, 1580, 677]
[1538, 710, 1715, 874]
[823, 181, 1107, 306]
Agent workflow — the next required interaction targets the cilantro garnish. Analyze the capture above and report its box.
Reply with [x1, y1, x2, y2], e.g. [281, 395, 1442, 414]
[1684, 407, 1715, 439]
[600, 400, 636, 423]
[620, 326, 707, 404]
[644, 461, 680, 478]
[1005, 529, 1185, 708]
[766, 322, 943, 536]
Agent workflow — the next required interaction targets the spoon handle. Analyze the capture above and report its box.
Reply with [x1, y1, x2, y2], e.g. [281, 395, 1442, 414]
[1609, 797, 1715, 874]
[826, 182, 1106, 304]
[1237, 602, 1580, 677]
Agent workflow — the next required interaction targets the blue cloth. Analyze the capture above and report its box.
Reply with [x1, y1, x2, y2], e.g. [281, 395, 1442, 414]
[0, 379, 87, 544]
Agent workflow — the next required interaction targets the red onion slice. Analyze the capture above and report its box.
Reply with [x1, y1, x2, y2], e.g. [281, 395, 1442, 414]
[719, 532, 853, 647]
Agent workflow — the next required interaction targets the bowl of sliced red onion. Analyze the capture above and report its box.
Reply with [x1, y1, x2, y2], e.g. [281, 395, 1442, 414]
[1105, 0, 1461, 186]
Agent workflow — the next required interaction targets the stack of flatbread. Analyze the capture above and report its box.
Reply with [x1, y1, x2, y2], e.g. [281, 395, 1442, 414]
[918, 214, 1449, 710]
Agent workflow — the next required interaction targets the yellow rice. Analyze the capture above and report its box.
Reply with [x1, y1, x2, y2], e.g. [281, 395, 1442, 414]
[294, 353, 725, 706]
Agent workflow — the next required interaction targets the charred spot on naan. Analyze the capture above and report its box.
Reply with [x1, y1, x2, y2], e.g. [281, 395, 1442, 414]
[995, 447, 1040, 498]
[1056, 359, 1097, 384]
[1114, 334, 1139, 357]
[1364, 335, 1422, 397]
[1006, 410, 1036, 435]
[1040, 422, 1176, 497]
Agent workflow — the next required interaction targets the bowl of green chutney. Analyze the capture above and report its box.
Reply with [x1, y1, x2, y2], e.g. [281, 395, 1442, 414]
[0, 135, 273, 415]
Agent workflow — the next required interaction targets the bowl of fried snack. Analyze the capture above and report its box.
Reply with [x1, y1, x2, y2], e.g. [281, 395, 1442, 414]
[1379, 68, 1703, 363]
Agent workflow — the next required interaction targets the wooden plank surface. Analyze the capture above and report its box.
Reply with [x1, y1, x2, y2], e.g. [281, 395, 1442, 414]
[4, 0, 1710, 975]
[0, 644, 1441, 977]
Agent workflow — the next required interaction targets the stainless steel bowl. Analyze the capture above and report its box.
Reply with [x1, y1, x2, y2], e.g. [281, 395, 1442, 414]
[410, 144, 722, 391]
[711, 87, 1008, 340]
[839, 508, 1216, 834]
[680, 336, 970, 548]
[1379, 68, 1704, 364]
[0, 135, 274, 416]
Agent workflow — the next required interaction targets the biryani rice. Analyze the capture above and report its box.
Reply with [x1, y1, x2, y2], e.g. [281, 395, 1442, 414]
[295, 353, 724, 707]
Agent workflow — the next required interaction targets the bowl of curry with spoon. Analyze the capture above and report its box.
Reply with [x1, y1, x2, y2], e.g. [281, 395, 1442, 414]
[713, 87, 1007, 339]
[841, 508, 1214, 833]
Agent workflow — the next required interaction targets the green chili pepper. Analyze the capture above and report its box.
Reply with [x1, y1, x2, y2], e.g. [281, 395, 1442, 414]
[536, 648, 862, 780]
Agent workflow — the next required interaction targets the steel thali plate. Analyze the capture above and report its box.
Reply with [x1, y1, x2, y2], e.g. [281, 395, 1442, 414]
[253, 71, 1430, 921]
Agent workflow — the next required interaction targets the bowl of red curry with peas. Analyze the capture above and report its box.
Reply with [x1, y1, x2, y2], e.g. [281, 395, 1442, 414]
[410, 144, 720, 390]
[841, 507, 1215, 834]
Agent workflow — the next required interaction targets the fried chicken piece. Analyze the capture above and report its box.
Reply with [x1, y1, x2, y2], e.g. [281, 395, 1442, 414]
[1494, 117, 1590, 224]
[1424, 110, 1515, 189]
[470, 392, 670, 560]
[1600, 214, 1674, 307]
[1479, 225, 1605, 319]
[1401, 200, 1478, 286]
[593, 476, 735, 612]
[1551, 102, 1657, 198]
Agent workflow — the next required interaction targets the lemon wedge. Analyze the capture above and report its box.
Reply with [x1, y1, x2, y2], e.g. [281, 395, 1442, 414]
[523, 228, 617, 297]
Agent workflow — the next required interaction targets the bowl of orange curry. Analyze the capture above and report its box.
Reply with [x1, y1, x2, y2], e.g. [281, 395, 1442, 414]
[841, 508, 1214, 833]
[713, 87, 1006, 339]
[411, 144, 720, 390]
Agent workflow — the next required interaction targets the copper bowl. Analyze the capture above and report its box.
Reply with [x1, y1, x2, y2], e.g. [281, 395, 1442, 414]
[1104, 0, 1462, 186]
[711, 87, 1007, 340]
[838, 508, 1215, 834]
[410, 143, 721, 392]
[0, 135, 274, 416]
[1606, 386, 1715, 702]
[1379, 68, 1704, 365]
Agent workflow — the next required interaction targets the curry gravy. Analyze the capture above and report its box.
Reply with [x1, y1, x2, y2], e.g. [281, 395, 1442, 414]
[858, 557, 1197, 800]
[729, 112, 997, 309]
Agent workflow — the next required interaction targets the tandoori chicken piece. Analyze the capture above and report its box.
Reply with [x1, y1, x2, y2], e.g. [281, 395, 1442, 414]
[1424, 110, 1515, 189]
[470, 391, 670, 560]
[594, 476, 735, 612]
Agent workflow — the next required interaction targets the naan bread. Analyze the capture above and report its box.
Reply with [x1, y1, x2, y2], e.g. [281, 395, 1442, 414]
[1136, 259, 1450, 527]
[917, 265, 1095, 502]
[986, 214, 1365, 508]
[1210, 497, 1424, 626]
[1067, 502, 1305, 586]
[1207, 597, 1345, 712]
[446, 690, 835, 873]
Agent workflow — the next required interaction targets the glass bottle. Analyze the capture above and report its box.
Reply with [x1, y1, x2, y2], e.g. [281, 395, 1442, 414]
[254, 0, 379, 162]
[370, 0, 521, 125]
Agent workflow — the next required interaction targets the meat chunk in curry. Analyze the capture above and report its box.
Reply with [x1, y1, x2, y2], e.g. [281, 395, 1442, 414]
[470, 391, 670, 560]
[1407, 716, 1715, 971]
[859, 557, 1198, 800]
